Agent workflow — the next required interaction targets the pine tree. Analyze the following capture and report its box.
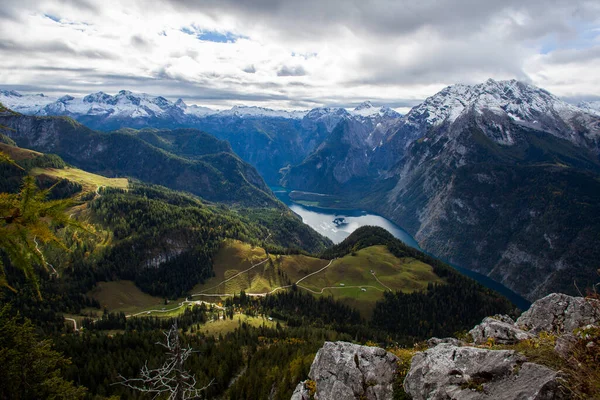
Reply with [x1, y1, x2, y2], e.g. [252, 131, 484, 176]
[0, 152, 84, 297]
[0, 305, 87, 399]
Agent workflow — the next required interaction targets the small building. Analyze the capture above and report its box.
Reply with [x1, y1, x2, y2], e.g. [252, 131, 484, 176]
[340, 283, 345, 286]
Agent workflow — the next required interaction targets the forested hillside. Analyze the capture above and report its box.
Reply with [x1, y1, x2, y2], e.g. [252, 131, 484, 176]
[0, 107, 278, 207]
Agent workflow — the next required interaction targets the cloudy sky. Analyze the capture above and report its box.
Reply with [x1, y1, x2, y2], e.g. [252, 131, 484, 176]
[0, 0, 599, 110]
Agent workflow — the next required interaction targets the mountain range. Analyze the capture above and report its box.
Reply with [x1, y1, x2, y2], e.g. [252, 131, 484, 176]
[2, 79, 600, 301]
[0, 90, 401, 183]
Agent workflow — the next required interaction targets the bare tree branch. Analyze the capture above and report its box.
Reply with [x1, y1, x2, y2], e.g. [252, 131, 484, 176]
[115, 322, 213, 399]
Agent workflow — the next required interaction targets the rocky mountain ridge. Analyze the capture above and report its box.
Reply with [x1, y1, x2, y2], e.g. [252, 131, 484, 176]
[293, 293, 600, 400]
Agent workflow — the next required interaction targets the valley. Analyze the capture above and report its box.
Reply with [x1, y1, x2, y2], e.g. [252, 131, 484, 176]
[5, 79, 599, 302]
[1, 79, 598, 400]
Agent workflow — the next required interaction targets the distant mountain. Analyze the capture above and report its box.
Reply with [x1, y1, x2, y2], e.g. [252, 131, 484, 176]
[350, 100, 402, 119]
[286, 79, 600, 301]
[0, 89, 402, 184]
[0, 89, 311, 123]
[0, 107, 278, 208]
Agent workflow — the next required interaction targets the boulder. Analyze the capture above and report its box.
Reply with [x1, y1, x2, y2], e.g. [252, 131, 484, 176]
[291, 341, 398, 400]
[404, 344, 564, 400]
[516, 293, 600, 334]
[469, 317, 533, 344]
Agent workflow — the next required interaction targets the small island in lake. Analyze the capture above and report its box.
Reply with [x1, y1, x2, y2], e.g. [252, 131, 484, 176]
[332, 217, 348, 227]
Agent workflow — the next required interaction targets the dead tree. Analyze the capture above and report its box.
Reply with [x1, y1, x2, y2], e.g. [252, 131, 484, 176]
[115, 321, 213, 399]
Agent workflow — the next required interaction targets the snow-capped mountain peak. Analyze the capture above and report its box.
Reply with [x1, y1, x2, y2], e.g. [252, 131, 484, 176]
[401, 78, 600, 148]
[214, 105, 308, 119]
[174, 98, 187, 109]
[354, 101, 374, 111]
[350, 101, 401, 119]
[408, 79, 587, 127]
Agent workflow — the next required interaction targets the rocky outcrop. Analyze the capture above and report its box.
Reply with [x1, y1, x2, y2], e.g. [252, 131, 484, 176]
[469, 316, 533, 345]
[293, 294, 598, 400]
[516, 293, 600, 334]
[291, 341, 398, 400]
[404, 344, 564, 400]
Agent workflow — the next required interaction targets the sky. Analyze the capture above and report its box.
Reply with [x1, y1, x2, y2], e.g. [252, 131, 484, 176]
[0, 0, 599, 110]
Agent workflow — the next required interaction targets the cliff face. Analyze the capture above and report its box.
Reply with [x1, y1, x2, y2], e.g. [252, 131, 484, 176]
[293, 293, 600, 400]
[375, 112, 600, 301]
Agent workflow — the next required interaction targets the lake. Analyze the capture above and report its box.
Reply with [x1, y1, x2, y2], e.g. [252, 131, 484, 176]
[273, 187, 531, 310]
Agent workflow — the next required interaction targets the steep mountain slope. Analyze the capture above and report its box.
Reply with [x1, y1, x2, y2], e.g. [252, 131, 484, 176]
[0, 107, 277, 207]
[372, 80, 600, 300]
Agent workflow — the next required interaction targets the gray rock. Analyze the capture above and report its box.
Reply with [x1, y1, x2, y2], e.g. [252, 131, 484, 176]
[404, 344, 564, 400]
[469, 317, 533, 344]
[427, 337, 465, 347]
[491, 314, 516, 324]
[292, 341, 398, 400]
[516, 293, 600, 334]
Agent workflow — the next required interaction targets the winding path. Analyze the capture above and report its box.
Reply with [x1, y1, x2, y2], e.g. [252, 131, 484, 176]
[194, 258, 270, 295]
[126, 300, 224, 318]
[64, 317, 78, 331]
[371, 271, 392, 291]
[297, 285, 385, 295]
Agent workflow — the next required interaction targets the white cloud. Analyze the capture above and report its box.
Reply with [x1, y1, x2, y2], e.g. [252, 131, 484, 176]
[0, 0, 599, 109]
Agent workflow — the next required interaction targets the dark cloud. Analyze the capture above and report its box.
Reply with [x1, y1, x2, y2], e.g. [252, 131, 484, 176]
[243, 65, 256, 73]
[0, 39, 117, 59]
[162, 0, 600, 41]
[0, 7, 19, 21]
[543, 45, 600, 65]
[277, 65, 306, 76]
[24, 65, 98, 73]
[350, 39, 528, 86]
[130, 35, 152, 49]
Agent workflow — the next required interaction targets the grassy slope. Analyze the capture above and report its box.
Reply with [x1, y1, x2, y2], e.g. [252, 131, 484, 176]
[0, 142, 128, 193]
[88, 281, 165, 313]
[0, 142, 41, 160]
[192, 240, 443, 317]
[89, 240, 444, 318]
[198, 314, 280, 337]
[31, 167, 128, 192]
[191, 240, 329, 296]
[299, 245, 443, 317]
